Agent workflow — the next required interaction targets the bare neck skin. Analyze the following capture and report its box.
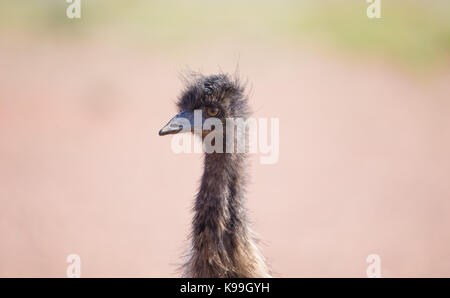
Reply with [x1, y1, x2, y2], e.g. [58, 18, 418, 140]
[183, 150, 270, 277]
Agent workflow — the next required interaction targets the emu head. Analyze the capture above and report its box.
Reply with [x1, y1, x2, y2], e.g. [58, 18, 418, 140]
[159, 74, 248, 137]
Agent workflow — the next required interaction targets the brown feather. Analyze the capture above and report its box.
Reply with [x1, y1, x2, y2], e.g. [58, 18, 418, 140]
[176, 73, 271, 278]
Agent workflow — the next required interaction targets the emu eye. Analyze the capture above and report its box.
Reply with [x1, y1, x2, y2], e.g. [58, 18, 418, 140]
[206, 107, 220, 117]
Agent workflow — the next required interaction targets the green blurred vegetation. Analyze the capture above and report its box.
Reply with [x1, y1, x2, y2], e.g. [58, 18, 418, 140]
[0, 0, 449, 68]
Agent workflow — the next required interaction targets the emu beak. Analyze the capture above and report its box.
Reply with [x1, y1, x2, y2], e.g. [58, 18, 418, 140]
[159, 111, 194, 136]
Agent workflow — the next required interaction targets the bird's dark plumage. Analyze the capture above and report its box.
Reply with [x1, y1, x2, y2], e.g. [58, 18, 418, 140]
[161, 72, 270, 278]
[177, 73, 249, 120]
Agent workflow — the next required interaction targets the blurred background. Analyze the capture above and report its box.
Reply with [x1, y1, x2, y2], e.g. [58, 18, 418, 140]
[0, 0, 449, 277]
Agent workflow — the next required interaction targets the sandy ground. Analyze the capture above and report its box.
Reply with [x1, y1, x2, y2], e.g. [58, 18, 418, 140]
[0, 36, 449, 277]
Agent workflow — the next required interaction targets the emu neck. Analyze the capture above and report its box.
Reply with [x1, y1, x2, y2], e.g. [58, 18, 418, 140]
[189, 152, 250, 277]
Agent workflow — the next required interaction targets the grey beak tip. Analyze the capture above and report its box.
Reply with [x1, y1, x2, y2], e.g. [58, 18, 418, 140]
[159, 128, 170, 136]
[160, 110, 193, 136]
[159, 125, 183, 136]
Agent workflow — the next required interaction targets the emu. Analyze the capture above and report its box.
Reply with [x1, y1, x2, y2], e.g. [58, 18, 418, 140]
[159, 73, 271, 278]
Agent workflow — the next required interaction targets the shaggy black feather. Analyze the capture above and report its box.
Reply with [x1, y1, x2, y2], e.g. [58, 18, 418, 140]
[173, 73, 270, 278]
